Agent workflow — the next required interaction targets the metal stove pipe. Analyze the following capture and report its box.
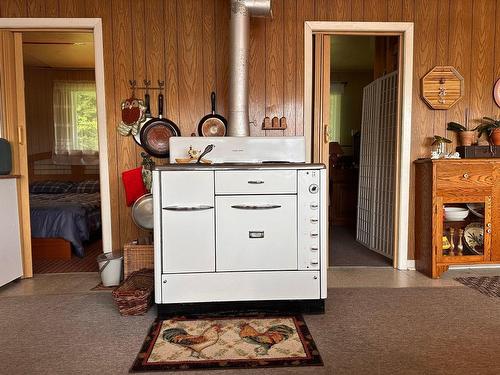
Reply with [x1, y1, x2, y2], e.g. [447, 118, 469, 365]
[228, 0, 272, 136]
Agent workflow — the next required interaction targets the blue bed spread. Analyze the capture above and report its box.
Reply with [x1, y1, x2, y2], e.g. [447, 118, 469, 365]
[30, 192, 101, 257]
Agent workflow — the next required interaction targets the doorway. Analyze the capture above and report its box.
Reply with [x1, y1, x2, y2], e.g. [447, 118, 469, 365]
[0, 18, 110, 278]
[328, 35, 398, 267]
[22, 31, 102, 273]
[304, 22, 414, 270]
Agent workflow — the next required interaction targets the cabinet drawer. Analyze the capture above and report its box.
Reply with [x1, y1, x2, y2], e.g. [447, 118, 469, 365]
[436, 163, 494, 192]
[215, 170, 296, 194]
[161, 271, 320, 303]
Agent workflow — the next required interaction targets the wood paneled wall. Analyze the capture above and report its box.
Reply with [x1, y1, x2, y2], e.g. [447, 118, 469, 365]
[1, 0, 500, 258]
[24, 67, 95, 156]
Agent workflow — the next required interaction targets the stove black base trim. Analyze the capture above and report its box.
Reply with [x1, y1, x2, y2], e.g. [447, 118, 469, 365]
[156, 299, 325, 319]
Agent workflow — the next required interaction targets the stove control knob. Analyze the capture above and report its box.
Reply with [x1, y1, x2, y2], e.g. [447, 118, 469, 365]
[309, 184, 319, 194]
[310, 203, 318, 210]
[310, 218, 319, 224]
[310, 231, 318, 238]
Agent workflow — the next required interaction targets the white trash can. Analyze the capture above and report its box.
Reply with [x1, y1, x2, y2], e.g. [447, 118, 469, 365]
[97, 252, 123, 286]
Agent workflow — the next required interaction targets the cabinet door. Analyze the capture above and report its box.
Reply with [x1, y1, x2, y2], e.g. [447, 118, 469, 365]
[0, 179, 23, 287]
[161, 171, 215, 273]
[215, 195, 297, 271]
[437, 196, 492, 263]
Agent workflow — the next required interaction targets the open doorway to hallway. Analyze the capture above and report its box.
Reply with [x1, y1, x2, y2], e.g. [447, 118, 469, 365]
[327, 35, 400, 267]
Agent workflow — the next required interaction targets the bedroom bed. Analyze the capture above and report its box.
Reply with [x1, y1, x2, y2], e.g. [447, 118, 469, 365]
[28, 152, 101, 259]
[30, 186, 101, 258]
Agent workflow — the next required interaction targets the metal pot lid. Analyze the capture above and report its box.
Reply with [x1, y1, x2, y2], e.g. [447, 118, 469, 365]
[132, 193, 154, 230]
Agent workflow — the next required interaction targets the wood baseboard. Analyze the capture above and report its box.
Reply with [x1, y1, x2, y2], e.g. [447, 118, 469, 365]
[31, 238, 72, 260]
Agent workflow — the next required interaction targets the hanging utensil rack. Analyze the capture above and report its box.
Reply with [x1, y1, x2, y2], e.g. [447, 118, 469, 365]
[129, 79, 165, 92]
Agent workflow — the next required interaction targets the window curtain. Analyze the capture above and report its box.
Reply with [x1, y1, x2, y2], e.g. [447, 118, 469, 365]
[328, 82, 345, 142]
[53, 80, 99, 165]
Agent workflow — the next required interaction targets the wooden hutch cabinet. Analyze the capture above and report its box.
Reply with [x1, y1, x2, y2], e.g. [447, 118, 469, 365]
[414, 159, 500, 278]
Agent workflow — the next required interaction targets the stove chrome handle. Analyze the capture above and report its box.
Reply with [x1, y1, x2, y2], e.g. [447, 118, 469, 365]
[163, 205, 214, 211]
[247, 180, 265, 184]
[231, 204, 281, 210]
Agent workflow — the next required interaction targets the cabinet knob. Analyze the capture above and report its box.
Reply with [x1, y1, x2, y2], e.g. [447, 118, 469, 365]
[463, 173, 469, 179]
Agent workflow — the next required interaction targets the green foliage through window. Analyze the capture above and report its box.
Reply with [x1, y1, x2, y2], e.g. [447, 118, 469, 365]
[72, 90, 98, 151]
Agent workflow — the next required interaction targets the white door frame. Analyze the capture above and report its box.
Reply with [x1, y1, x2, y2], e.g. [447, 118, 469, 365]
[0, 18, 112, 254]
[304, 22, 414, 270]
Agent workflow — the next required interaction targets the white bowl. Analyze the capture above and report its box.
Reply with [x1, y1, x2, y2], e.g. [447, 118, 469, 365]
[444, 207, 469, 221]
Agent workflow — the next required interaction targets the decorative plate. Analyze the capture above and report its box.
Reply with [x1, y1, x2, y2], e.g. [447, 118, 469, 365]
[494, 78, 500, 108]
[464, 223, 484, 255]
[466, 203, 485, 219]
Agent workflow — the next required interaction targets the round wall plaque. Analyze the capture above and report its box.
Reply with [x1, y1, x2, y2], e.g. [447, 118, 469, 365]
[494, 78, 500, 108]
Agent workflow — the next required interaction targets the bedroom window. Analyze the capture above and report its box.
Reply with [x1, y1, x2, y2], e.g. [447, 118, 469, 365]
[53, 80, 99, 165]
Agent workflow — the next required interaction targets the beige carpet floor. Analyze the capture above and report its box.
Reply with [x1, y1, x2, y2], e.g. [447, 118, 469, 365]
[1, 286, 499, 374]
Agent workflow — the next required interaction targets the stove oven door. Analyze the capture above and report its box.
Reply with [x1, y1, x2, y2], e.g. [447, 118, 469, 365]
[215, 195, 297, 271]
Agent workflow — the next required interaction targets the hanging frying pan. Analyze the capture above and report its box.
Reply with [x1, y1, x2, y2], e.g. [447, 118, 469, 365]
[133, 88, 152, 146]
[197, 92, 227, 136]
[140, 92, 181, 158]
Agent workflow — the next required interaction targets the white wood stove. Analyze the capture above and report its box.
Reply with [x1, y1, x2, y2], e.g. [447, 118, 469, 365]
[152, 137, 327, 315]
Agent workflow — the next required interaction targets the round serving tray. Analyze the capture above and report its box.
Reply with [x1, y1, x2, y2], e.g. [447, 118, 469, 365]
[132, 193, 154, 230]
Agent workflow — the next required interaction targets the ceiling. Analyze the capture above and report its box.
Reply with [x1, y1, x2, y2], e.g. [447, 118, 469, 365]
[331, 35, 375, 72]
[22, 32, 95, 69]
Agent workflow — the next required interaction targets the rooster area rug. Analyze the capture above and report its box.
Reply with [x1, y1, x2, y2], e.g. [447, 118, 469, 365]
[131, 315, 323, 372]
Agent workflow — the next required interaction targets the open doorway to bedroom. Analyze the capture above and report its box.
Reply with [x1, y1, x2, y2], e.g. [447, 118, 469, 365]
[22, 31, 101, 273]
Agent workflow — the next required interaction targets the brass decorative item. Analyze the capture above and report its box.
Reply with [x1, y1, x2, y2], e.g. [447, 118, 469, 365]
[457, 229, 464, 256]
[449, 227, 455, 256]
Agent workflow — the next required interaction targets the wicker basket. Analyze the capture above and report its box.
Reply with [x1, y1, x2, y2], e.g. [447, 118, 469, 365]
[123, 238, 154, 278]
[112, 269, 154, 316]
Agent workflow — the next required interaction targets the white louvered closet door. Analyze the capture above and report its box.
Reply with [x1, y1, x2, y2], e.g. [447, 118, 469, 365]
[356, 71, 398, 259]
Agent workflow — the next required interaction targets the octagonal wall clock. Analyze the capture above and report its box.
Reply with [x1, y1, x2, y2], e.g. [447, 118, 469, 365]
[421, 66, 464, 110]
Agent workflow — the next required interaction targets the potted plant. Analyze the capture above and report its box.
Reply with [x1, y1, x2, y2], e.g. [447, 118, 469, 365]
[475, 117, 500, 146]
[431, 135, 452, 158]
[447, 121, 475, 146]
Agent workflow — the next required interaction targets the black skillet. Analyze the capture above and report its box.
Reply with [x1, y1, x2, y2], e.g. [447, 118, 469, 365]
[133, 88, 151, 146]
[140, 92, 180, 158]
[197, 92, 227, 136]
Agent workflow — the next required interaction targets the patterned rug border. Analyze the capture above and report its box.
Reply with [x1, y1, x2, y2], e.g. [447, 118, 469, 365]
[454, 276, 500, 298]
[130, 314, 323, 372]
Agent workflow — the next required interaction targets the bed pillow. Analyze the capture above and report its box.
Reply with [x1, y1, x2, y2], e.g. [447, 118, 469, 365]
[29, 181, 75, 194]
[75, 180, 100, 194]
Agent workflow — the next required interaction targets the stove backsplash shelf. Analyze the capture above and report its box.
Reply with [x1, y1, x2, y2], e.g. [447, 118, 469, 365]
[169, 136, 307, 164]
